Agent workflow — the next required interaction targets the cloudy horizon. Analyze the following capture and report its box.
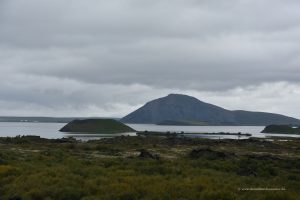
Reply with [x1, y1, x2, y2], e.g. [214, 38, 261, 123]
[1, 0, 300, 119]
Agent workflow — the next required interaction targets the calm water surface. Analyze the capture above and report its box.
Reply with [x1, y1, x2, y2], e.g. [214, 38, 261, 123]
[0, 122, 299, 140]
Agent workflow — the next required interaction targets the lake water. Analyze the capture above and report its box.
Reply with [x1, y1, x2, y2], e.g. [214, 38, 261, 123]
[0, 122, 299, 140]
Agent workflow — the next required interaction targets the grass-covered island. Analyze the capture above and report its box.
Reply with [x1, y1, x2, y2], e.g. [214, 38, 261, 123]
[59, 119, 135, 134]
[261, 125, 300, 134]
[0, 135, 299, 200]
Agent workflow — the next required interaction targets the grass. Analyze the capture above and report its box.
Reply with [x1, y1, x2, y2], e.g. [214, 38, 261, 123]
[0, 135, 299, 200]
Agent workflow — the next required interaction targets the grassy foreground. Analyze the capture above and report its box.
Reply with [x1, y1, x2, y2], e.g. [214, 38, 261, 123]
[0, 136, 300, 200]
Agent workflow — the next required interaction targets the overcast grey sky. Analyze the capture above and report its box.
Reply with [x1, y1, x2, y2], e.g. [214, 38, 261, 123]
[0, 0, 300, 118]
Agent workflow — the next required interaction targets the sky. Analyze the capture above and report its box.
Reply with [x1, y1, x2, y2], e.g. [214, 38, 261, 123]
[0, 0, 300, 118]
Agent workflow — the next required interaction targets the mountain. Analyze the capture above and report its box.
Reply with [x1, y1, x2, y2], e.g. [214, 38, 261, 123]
[60, 119, 135, 134]
[121, 94, 300, 126]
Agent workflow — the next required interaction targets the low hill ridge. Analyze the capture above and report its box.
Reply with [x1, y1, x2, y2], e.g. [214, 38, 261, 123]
[60, 119, 135, 134]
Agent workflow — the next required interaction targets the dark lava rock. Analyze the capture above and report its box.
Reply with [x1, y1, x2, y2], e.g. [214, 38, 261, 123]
[246, 154, 281, 161]
[189, 148, 234, 160]
[0, 158, 5, 164]
[9, 196, 22, 200]
[237, 168, 258, 177]
[138, 149, 160, 160]
[53, 137, 77, 143]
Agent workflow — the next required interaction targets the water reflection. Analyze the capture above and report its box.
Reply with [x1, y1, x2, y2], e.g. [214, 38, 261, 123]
[63, 132, 137, 141]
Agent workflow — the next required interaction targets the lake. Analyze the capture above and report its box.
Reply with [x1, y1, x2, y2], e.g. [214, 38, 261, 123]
[0, 122, 299, 140]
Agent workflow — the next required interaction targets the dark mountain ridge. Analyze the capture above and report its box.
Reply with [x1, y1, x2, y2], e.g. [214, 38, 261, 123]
[121, 94, 300, 126]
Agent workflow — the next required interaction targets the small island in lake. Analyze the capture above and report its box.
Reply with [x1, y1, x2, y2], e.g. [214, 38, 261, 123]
[261, 125, 300, 134]
[59, 119, 135, 134]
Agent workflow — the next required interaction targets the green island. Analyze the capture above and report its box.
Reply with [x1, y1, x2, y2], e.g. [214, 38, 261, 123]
[59, 119, 135, 134]
[261, 125, 300, 134]
[0, 135, 299, 200]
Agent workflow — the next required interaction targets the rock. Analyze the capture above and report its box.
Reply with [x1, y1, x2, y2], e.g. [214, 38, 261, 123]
[237, 168, 258, 177]
[138, 149, 160, 160]
[9, 196, 22, 200]
[246, 154, 281, 161]
[0, 158, 6, 164]
[189, 148, 234, 160]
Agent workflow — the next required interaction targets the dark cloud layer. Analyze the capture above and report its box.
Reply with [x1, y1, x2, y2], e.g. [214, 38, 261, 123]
[0, 0, 299, 118]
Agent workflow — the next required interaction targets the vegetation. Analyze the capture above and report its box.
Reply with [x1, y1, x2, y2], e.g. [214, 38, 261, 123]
[59, 119, 135, 134]
[0, 135, 300, 200]
[262, 125, 300, 134]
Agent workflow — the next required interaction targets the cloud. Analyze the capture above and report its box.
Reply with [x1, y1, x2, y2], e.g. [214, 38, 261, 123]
[0, 0, 299, 118]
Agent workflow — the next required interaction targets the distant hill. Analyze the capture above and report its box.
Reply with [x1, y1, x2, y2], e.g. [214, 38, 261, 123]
[261, 125, 300, 134]
[0, 117, 119, 123]
[0, 117, 77, 123]
[60, 119, 135, 134]
[121, 94, 300, 126]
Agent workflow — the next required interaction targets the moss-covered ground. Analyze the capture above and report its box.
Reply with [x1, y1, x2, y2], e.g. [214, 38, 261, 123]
[0, 136, 299, 200]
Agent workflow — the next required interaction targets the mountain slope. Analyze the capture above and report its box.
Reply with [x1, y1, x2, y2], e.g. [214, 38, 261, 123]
[121, 94, 300, 126]
[232, 110, 300, 126]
